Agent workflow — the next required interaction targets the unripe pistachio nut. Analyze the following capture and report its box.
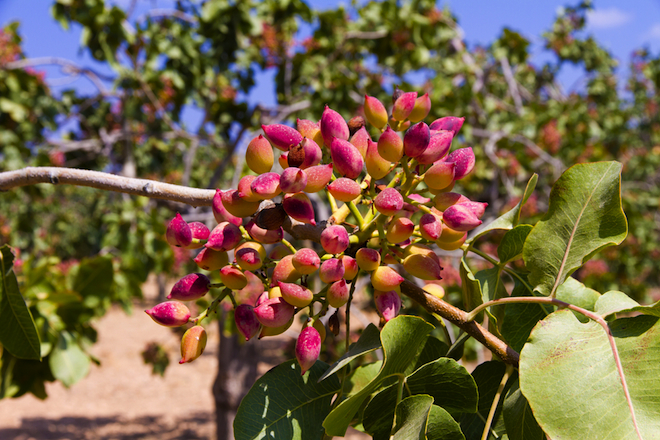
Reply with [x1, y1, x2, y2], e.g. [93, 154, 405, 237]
[364, 94, 389, 130]
[259, 316, 294, 338]
[237, 175, 262, 202]
[374, 188, 404, 216]
[320, 225, 350, 255]
[313, 319, 327, 343]
[327, 178, 362, 202]
[250, 172, 281, 199]
[212, 189, 242, 226]
[371, 266, 404, 292]
[341, 255, 358, 280]
[246, 219, 283, 244]
[331, 138, 364, 179]
[403, 253, 443, 280]
[434, 192, 470, 211]
[168, 273, 210, 301]
[272, 255, 302, 285]
[446, 147, 475, 180]
[356, 248, 381, 272]
[194, 248, 229, 271]
[419, 213, 443, 241]
[349, 126, 369, 159]
[235, 247, 263, 272]
[221, 189, 260, 218]
[206, 222, 242, 251]
[303, 163, 333, 193]
[278, 281, 313, 308]
[436, 231, 467, 251]
[145, 301, 191, 327]
[262, 123, 303, 151]
[245, 134, 274, 174]
[254, 297, 295, 328]
[327, 279, 349, 308]
[442, 204, 482, 231]
[166, 213, 192, 248]
[320, 105, 350, 147]
[408, 93, 431, 123]
[374, 290, 402, 322]
[279, 167, 308, 193]
[268, 244, 294, 260]
[366, 139, 392, 180]
[282, 192, 316, 225]
[185, 222, 210, 251]
[377, 126, 404, 162]
[234, 304, 262, 341]
[292, 248, 321, 275]
[403, 121, 431, 158]
[391, 91, 417, 121]
[429, 116, 465, 135]
[219, 265, 248, 290]
[424, 161, 456, 190]
[296, 118, 324, 148]
[180, 325, 207, 364]
[423, 283, 445, 300]
[319, 258, 345, 284]
[386, 215, 415, 244]
[296, 326, 322, 375]
[416, 130, 453, 164]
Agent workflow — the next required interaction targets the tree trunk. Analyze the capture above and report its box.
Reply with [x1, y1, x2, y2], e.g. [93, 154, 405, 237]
[213, 311, 260, 440]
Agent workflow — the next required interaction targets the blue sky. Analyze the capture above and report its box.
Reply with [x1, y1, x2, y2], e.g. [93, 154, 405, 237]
[1, 0, 659, 130]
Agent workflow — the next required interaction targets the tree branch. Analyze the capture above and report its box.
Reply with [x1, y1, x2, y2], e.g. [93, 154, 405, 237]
[0, 166, 520, 367]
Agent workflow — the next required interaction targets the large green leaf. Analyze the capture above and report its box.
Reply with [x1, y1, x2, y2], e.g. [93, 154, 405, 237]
[234, 360, 341, 440]
[323, 316, 433, 437]
[49, 331, 90, 387]
[502, 380, 544, 440]
[363, 357, 478, 437]
[319, 323, 381, 382]
[497, 225, 533, 264]
[469, 174, 538, 243]
[426, 405, 466, 440]
[520, 311, 660, 439]
[523, 162, 627, 297]
[391, 394, 434, 440]
[459, 361, 514, 440]
[593, 290, 660, 318]
[0, 246, 41, 360]
[460, 257, 483, 319]
[500, 280, 548, 353]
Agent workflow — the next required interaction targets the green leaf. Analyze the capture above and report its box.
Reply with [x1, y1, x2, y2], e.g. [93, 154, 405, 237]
[523, 162, 628, 297]
[594, 290, 643, 317]
[234, 360, 341, 440]
[459, 361, 514, 440]
[319, 323, 381, 382]
[427, 405, 466, 440]
[469, 174, 537, 243]
[498, 225, 533, 264]
[363, 357, 478, 436]
[68, 255, 114, 301]
[391, 394, 434, 440]
[555, 277, 601, 322]
[0, 246, 41, 360]
[502, 380, 545, 440]
[501, 279, 548, 353]
[49, 332, 90, 387]
[520, 311, 660, 439]
[342, 361, 382, 397]
[323, 316, 433, 437]
[408, 335, 449, 374]
[460, 257, 483, 319]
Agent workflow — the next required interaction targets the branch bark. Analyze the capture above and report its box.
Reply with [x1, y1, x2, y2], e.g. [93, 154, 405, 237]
[0, 166, 520, 367]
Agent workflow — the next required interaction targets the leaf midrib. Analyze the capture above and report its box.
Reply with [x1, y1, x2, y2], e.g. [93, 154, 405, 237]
[549, 164, 613, 298]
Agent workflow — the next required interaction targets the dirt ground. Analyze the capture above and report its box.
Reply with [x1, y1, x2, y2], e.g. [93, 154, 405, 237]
[0, 280, 370, 440]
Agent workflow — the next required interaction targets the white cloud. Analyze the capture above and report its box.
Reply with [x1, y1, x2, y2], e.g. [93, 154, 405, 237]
[644, 23, 660, 41]
[586, 7, 633, 30]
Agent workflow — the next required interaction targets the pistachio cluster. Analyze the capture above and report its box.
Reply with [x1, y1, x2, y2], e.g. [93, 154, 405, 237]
[146, 89, 486, 372]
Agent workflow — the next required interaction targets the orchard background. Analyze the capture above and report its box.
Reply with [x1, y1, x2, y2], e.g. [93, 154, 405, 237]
[1, 1, 660, 439]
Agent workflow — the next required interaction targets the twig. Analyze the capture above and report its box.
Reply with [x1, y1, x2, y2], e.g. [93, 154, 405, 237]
[499, 56, 523, 114]
[138, 9, 197, 24]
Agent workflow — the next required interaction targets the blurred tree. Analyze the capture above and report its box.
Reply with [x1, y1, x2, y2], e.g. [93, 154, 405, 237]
[1, 0, 659, 438]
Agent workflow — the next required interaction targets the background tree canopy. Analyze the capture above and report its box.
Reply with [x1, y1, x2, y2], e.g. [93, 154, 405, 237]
[0, 0, 659, 434]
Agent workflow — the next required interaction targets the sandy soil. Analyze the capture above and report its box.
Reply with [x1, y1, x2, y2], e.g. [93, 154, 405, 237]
[0, 281, 370, 440]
